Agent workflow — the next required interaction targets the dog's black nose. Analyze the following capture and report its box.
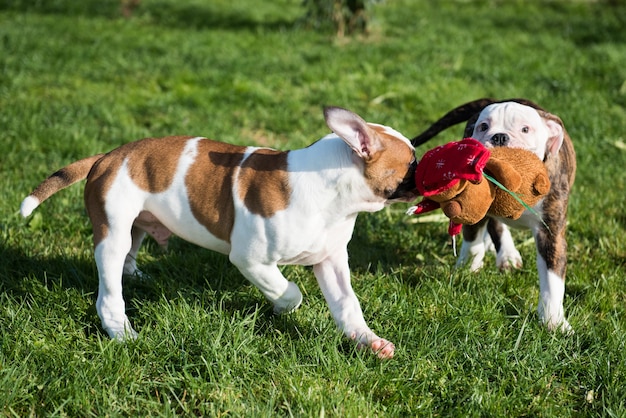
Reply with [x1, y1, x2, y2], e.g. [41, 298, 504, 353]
[491, 133, 509, 146]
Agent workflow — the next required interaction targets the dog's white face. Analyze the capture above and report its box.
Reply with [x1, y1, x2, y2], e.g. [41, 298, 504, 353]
[471, 102, 564, 160]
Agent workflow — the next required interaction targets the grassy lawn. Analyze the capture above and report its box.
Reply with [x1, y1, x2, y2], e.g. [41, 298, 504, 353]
[1, 0, 626, 415]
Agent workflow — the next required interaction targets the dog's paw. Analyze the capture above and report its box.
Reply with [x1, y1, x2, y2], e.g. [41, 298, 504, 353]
[107, 321, 138, 341]
[541, 313, 574, 335]
[468, 257, 485, 272]
[123, 267, 150, 280]
[538, 303, 573, 335]
[544, 318, 574, 335]
[370, 338, 395, 359]
[456, 254, 485, 272]
[556, 319, 574, 335]
[273, 282, 303, 315]
[353, 333, 395, 359]
[496, 248, 523, 271]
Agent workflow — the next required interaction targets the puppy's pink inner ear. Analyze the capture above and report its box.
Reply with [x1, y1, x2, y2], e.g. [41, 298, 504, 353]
[546, 119, 564, 157]
[356, 128, 373, 158]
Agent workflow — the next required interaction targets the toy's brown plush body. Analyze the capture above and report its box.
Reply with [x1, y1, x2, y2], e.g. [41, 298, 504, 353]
[410, 139, 551, 235]
[486, 147, 551, 218]
[442, 146, 551, 224]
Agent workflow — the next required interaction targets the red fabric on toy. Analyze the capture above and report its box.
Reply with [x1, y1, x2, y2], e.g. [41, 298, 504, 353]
[410, 199, 440, 215]
[415, 138, 491, 197]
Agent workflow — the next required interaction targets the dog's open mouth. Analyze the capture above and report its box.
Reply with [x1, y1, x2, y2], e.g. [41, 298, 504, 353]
[387, 160, 419, 202]
[387, 189, 420, 203]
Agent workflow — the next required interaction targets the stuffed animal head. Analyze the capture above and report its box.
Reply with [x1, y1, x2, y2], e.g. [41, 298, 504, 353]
[485, 146, 551, 219]
[408, 138, 551, 235]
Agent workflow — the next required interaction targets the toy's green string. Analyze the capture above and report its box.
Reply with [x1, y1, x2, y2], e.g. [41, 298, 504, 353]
[483, 173, 552, 235]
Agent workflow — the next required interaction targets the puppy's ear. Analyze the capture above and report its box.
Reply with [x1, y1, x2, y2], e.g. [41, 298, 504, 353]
[544, 117, 565, 157]
[464, 113, 480, 138]
[324, 107, 382, 160]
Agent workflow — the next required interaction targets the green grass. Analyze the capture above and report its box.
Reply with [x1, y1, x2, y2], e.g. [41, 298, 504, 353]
[1, 0, 626, 415]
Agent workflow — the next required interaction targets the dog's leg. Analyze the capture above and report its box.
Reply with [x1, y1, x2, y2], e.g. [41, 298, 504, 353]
[313, 250, 394, 359]
[458, 219, 489, 271]
[95, 234, 138, 339]
[229, 254, 303, 314]
[487, 219, 523, 271]
[93, 209, 140, 340]
[123, 226, 145, 276]
[534, 223, 572, 333]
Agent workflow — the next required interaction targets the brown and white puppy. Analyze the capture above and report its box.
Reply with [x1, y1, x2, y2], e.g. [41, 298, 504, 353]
[21, 107, 418, 358]
[412, 98, 576, 333]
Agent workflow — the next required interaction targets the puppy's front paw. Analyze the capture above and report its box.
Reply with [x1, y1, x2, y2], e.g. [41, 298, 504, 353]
[496, 248, 523, 271]
[540, 312, 574, 335]
[352, 332, 395, 359]
[370, 338, 395, 359]
[555, 319, 574, 335]
[538, 302, 573, 335]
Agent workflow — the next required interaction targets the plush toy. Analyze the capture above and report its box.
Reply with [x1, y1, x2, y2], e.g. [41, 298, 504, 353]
[407, 138, 551, 236]
[482, 146, 551, 219]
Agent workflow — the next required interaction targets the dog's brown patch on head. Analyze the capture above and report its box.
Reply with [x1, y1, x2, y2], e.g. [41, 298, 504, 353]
[186, 139, 246, 242]
[237, 148, 290, 217]
[363, 124, 415, 199]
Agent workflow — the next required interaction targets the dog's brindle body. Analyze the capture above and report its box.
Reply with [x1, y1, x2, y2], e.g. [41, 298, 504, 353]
[412, 98, 576, 332]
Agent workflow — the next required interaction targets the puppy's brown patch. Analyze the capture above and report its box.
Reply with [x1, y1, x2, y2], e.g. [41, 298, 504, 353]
[186, 139, 246, 242]
[85, 137, 291, 245]
[84, 160, 116, 246]
[85, 136, 194, 245]
[237, 148, 290, 217]
[126, 137, 191, 193]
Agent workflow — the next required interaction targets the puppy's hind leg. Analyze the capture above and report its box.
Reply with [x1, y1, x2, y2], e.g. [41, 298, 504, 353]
[535, 222, 572, 333]
[125, 211, 173, 277]
[123, 226, 146, 277]
[89, 204, 141, 340]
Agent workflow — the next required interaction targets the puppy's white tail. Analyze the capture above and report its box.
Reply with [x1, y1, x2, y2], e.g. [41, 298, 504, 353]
[20, 154, 105, 217]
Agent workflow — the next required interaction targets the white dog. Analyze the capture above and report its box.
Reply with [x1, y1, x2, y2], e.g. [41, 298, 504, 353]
[21, 107, 418, 358]
[412, 98, 576, 333]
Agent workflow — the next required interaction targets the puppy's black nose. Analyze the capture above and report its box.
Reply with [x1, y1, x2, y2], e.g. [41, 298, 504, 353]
[491, 133, 509, 146]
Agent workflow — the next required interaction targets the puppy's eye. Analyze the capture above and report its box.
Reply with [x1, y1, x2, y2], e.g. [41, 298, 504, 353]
[478, 123, 488, 132]
[521, 126, 529, 133]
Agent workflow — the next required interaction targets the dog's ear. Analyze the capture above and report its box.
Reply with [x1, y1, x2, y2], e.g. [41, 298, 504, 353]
[324, 107, 382, 160]
[464, 113, 480, 138]
[541, 112, 565, 157]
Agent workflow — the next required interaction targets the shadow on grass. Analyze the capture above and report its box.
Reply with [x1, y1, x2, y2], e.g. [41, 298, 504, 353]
[0, 0, 297, 32]
[0, 238, 321, 341]
[348, 211, 453, 277]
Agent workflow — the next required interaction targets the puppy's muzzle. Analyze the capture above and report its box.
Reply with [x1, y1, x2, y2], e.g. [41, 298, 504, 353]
[490, 133, 509, 146]
[388, 159, 418, 201]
